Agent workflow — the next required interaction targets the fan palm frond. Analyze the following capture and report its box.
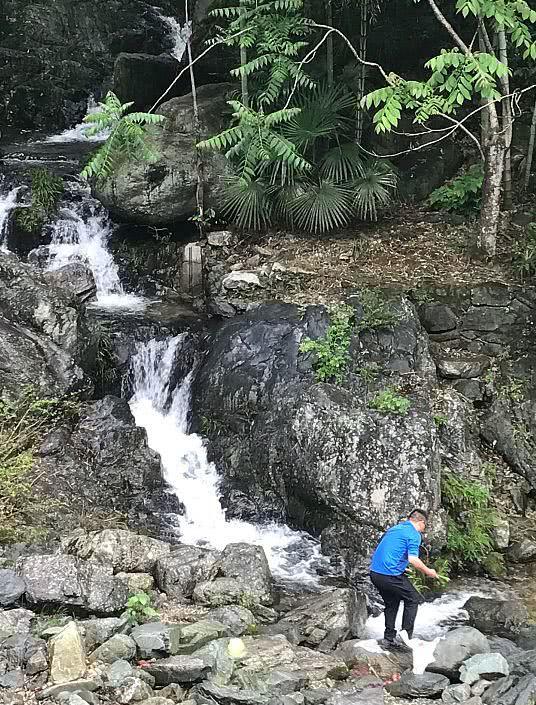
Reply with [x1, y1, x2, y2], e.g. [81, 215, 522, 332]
[287, 178, 354, 232]
[320, 142, 366, 183]
[221, 176, 273, 229]
[352, 159, 397, 221]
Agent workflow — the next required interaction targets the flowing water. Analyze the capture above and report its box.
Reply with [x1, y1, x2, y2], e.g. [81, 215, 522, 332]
[156, 10, 191, 61]
[46, 191, 144, 309]
[0, 185, 22, 252]
[128, 335, 329, 586]
[44, 96, 109, 143]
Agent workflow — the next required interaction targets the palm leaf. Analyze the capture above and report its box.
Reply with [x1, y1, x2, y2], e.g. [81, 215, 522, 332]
[352, 159, 397, 221]
[320, 142, 366, 183]
[287, 178, 354, 232]
[221, 176, 273, 229]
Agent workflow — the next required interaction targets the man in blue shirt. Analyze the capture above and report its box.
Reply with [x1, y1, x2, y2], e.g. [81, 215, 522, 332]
[370, 508, 438, 647]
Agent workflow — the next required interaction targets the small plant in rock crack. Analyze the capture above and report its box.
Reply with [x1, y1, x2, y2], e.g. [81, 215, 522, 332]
[512, 224, 536, 281]
[433, 413, 448, 428]
[369, 387, 410, 415]
[299, 304, 355, 384]
[356, 289, 401, 332]
[358, 364, 381, 385]
[124, 591, 158, 625]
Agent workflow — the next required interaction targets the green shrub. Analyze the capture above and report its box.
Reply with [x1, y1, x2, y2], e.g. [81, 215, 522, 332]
[427, 164, 483, 214]
[441, 471, 503, 572]
[15, 169, 64, 234]
[369, 387, 410, 415]
[0, 388, 79, 543]
[300, 304, 355, 383]
[356, 289, 401, 332]
[409, 556, 450, 594]
[512, 224, 536, 281]
[433, 413, 448, 428]
[123, 591, 158, 626]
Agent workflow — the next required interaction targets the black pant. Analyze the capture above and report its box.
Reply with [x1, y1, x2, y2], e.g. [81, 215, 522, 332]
[370, 571, 424, 641]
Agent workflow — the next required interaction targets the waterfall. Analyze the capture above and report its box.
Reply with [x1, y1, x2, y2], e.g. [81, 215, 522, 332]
[156, 11, 191, 61]
[128, 335, 329, 586]
[0, 185, 22, 252]
[44, 96, 109, 143]
[46, 192, 143, 309]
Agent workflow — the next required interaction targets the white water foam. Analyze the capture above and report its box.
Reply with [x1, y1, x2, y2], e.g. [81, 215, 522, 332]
[156, 10, 192, 61]
[45, 96, 109, 143]
[129, 336, 328, 585]
[47, 193, 144, 309]
[0, 186, 21, 252]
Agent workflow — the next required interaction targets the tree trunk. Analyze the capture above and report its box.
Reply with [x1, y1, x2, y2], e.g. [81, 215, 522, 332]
[477, 28, 489, 148]
[477, 114, 505, 258]
[240, 0, 249, 107]
[356, 0, 368, 143]
[185, 0, 205, 219]
[326, 0, 334, 87]
[524, 96, 536, 192]
[497, 28, 512, 210]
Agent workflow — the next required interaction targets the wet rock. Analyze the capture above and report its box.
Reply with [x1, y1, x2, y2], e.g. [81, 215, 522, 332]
[429, 627, 490, 677]
[42, 263, 97, 304]
[464, 597, 529, 640]
[205, 606, 256, 637]
[386, 672, 450, 698]
[80, 616, 128, 651]
[131, 622, 182, 658]
[50, 621, 86, 684]
[274, 588, 367, 650]
[482, 674, 536, 705]
[62, 529, 171, 574]
[18, 554, 128, 614]
[89, 633, 136, 664]
[95, 84, 230, 225]
[155, 545, 221, 600]
[442, 683, 472, 703]
[0, 569, 25, 606]
[142, 655, 211, 685]
[460, 653, 509, 685]
[116, 676, 153, 703]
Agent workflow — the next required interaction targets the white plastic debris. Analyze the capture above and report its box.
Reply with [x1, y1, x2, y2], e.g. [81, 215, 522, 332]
[399, 630, 442, 674]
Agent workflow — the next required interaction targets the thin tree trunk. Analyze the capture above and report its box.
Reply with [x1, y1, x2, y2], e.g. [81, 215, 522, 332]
[477, 105, 505, 258]
[356, 0, 368, 143]
[497, 28, 512, 210]
[524, 96, 536, 192]
[478, 28, 489, 148]
[240, 0, 249, 107]
[185, 0, 205, 219]
[326, 0, 334, 87]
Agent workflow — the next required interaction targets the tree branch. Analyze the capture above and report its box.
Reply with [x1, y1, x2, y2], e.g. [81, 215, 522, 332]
[425, 0, 470, 53]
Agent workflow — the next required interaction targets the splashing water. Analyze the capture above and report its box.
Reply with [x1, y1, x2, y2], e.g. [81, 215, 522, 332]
[156, 11, 192, 61]
[0, 185, 22, 252]
[47, 194, 143, 309]
[45, 96, 109, 143]
[129, 336, 328, 585]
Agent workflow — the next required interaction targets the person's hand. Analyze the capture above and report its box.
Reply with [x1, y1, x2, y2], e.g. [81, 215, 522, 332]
[427, 569, 439, 580]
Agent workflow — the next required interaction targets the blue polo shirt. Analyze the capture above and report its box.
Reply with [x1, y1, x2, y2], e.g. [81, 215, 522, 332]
[370, 521, 421, 576]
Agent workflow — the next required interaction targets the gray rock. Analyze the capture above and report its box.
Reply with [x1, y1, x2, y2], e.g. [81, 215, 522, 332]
[471, 680, 491, 696]
[326, 683, 384, 705]
[155, 545, 221, 600]
[335, 640, 410, 679]
[131, 622, 182, 658]
[195, 681, 271, 704]
[206, 606, 256, 636]
[159, 684, 186, 700]
[80, 616, 128, 651]
[516, 627, 536, 651]
[175, 620, 228, 654]
[18, 554, 128, 615]
[212, 543, 273, 606]
[460, 653, 509, 685]
[442, 683, 472, 703]
[0, 608, 34, 638]
[26, 640, 49, 674]
[222, 272, 262, 291]
[508, 539, 536, 563]
[386, 672, 450, 698]
[436, 356, 489, 379]
[419, 303, 458, 333]
[194, 578, 255, 608]
[95, 84, 230, 225]
[482, 674, 536, 705]
[506, 648, 536, 676]
[42, 263, 96, 304]
[273, 588, 367, 650]
[487, 636, 521, 659]
[61, 529, 170, 574]
[89, 634, 136, 664]
[464, 597, 529, 639]
[49, 621, 86, 684]
[58, 696, 90, 705]
[116, 676, 153, 703]
[142, 655, 211, 685]
[194, 637, 234, 686]
[0, 668, 25, 689]
[491, 519, 510, 550]
[116, 572, 154, 594]
[141, 699, 175, 705]
[429, 627, 490, 677]
[0, 569, 25, 606]
[208, 231, 233, 248]
[37, 679, 101, 700]
[106, 659, 133, 687]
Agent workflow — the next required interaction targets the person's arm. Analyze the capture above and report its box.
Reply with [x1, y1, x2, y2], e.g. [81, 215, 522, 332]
[408, 554, 438, 579]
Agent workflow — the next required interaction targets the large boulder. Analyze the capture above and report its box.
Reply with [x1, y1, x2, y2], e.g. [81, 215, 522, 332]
[193, 299, 442, 576]
[62, 529, 171, 574]
[0, 252, 96, 396]
[464, 597, 529, 640]
[386, 672, 450, 698]
[272, 588, 367, 651]
[94, 84, 230, 225]
[428, 627, 490, 677]
[34, 396, 174, 536]
[17, 554, 129, 615]
[155, 545, 221, 600]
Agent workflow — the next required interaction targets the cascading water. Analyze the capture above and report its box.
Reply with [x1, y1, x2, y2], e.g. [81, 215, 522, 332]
[46, 190, 143, 309]
[156, 11, 191, 61]
[128, 335, 329, 586]
[44, 96, 109, 143]
[0, 185, 21, 252]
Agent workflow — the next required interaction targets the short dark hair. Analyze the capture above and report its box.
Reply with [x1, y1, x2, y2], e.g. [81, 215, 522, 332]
[409, 508, 428, 522]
